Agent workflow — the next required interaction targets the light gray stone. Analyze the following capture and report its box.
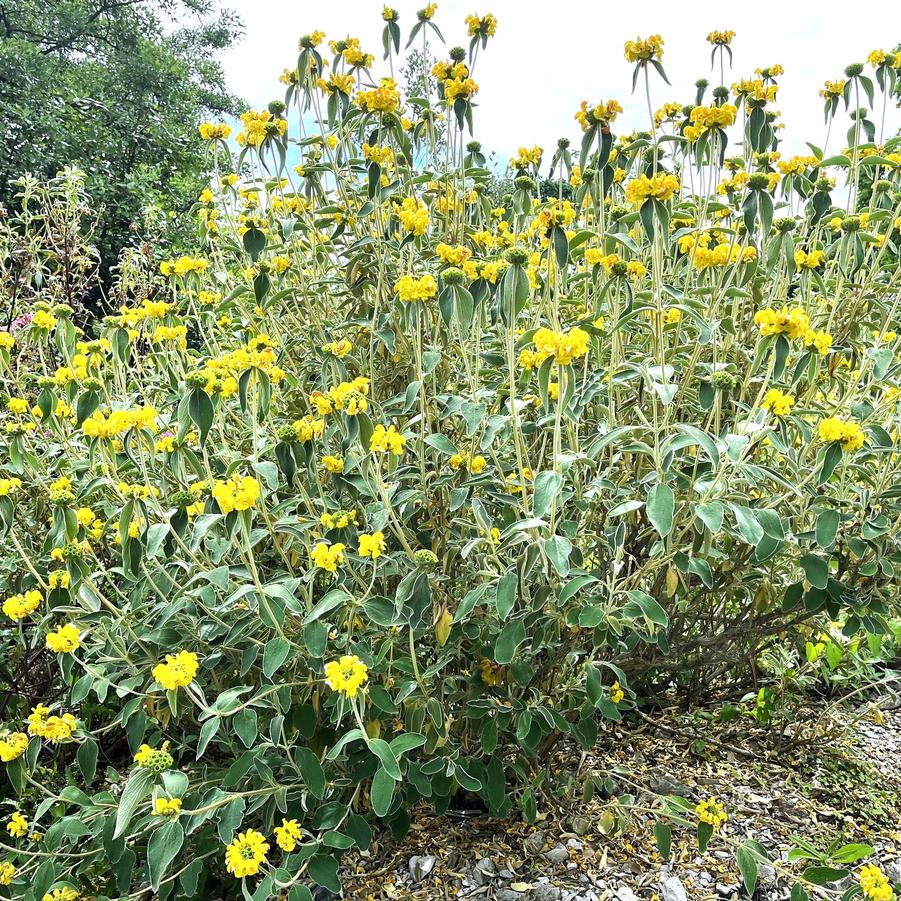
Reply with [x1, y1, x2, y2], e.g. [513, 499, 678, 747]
[532, 886, 562, 901]
[524, 830, 547, 856]
[661, 875, 687, 901]
[544, 846, 569, 864]
[759, 864, 777, 884]
[472, 858, 495, 886]
[408, 855, 435, 882]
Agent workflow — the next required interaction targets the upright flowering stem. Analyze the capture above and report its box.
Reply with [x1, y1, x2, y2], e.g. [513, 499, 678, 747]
[644, 67, 658, 173]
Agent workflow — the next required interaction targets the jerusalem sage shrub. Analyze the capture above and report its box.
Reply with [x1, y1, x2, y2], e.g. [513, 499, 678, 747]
[1, 10, 901, 900]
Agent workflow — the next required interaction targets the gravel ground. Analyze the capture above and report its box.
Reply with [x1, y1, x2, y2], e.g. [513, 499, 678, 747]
[336, 695, 901, 900]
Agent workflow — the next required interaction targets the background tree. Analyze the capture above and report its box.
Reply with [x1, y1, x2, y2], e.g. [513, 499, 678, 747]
[0, 0, 243, 305]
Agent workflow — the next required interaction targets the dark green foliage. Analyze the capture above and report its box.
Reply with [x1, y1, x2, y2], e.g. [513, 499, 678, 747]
[0, 0, 243, 298]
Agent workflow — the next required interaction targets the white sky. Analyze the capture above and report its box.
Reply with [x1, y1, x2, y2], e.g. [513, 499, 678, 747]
[220, 0, 901, 162]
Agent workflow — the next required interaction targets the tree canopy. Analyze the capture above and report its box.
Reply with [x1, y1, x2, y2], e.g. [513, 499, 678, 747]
[0, 0, 243, 288]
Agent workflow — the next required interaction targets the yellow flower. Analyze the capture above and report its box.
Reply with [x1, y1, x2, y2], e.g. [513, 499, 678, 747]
[0, 477, 23, 496]
[155, 435, 176, 453]
[393, 197, 429, 236]
[322, 455, 344, 474]
[32, 310, 58, 331]
[311, 542, 346, 573]
[199, 122, 231, 141]
[820, 79, 846, 99]
[794, 248, 824, 269]
[690, 104, 738, 129]
[370, 424, 406, 454]
[444, 75, 479, 103]
[340, 37, 374, 68]
[42, 889, 77, 901]
[450, 450, 487, 473]
[532, 327, 590, 365]
[358, 531, 386, 559]
[465, 12, 497, 38]
[323, 339, 352, 357]
[324, 654, 369, 697]
[731, 78, 778, 103]
[860, 865, 893, 901]
[133, 741, 173, 770]
[170, 255, 208, 277]
[753, 306, 809, 340]
[48, 475, 74, 501]
[235, 109, 286, 148]
[779, 155, 818, 175]
[626, 261, 647, 279]
[154, 798, 182, 817]
[394, 274, 438, 301]
[625, 172, 679, 205]
[436, 243, 472, 266]
[575, 99, 622, 130]
[81, 406, 158, 440]
[327, 377, 370, 415]
[7, 398, 27, 414]
[479, 260, 506, 284]
[212, 475, 261, 514]
[664, 308, 682, 325]
[819, 417, 865, 452]
[7, 813, 27, 838]
[0, 732, 28, 762]
[803, 328, 833, 355]
[624, 34, 664, 62]
[761, 389, 795, 417]
[695, 797, 727, 829]
[610, 681, 625, 703]
[362, 142, 394, 167]
[274, 818, 302, 852]
[293, 414, 325, 442]
[151, 325, 188, 348]
[320, 510, 357, 530]
[46, 623, 81, 654]
[27, 705, 77, 743]
[3, 589, 42, 622]
[134, 745, 154, 766]
[356, 78, 400, 113]
[756, 64, 783, 79]
[225, 829, 269, 879]
[152, 650, 200, 690]
[0, 862, 15, 886]
[707, 30, 735, 46]
[0, 331, 14, 350]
